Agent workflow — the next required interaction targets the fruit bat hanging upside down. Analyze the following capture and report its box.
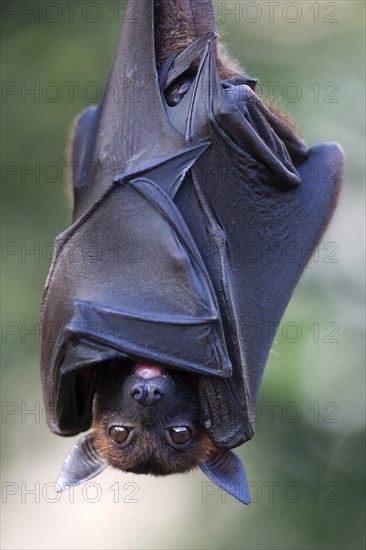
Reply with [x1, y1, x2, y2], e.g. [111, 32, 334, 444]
[40, 0, 344, 505]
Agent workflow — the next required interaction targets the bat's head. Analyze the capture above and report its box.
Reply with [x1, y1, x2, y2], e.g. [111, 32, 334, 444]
[92, 362, 216, 475]
[55, 362, 250, 504]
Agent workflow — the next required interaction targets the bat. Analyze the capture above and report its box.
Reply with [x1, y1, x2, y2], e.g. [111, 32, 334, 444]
[40, 0, 344, 505]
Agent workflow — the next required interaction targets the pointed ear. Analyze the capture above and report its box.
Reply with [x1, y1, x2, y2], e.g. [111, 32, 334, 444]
[200, 450, 250, 505]
[56, 433, 107, 492]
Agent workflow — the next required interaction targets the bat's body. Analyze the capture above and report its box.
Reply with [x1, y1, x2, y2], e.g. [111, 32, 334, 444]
[40, 0, 343, 504]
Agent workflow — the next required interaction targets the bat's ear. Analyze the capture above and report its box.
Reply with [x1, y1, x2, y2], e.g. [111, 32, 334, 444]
[56, 433, 107, 492]
[200, 450, 250, 505]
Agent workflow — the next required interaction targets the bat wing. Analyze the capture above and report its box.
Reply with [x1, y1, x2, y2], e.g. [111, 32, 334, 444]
[41, 0, 343, 446]
[159, 43, 343, 447]
[42, 146, 237, 435]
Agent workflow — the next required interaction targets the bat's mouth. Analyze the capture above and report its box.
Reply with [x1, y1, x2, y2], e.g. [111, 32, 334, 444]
[131, 362, 198, 389]
[133, 363, 167, 379]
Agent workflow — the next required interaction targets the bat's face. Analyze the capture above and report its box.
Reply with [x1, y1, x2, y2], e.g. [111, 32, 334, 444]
[92, 363, 217, 475]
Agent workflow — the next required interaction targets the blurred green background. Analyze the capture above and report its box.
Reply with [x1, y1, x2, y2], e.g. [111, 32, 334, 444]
[1, 1, 365, 549]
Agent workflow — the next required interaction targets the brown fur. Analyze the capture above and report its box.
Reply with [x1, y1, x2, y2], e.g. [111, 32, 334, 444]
[93, 416, 218, 475]
[154, 0, 241, 79]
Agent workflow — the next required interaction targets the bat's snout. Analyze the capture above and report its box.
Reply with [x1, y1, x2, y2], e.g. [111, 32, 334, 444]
[129, 378, 166, 407]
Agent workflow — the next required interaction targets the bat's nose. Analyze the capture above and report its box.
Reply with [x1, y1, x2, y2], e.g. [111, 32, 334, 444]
[130, 379, 165, 406]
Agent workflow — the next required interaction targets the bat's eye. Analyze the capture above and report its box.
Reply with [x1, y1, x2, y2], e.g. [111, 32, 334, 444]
[168, 426, 192, 445]
[109, 426, 131, 445]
